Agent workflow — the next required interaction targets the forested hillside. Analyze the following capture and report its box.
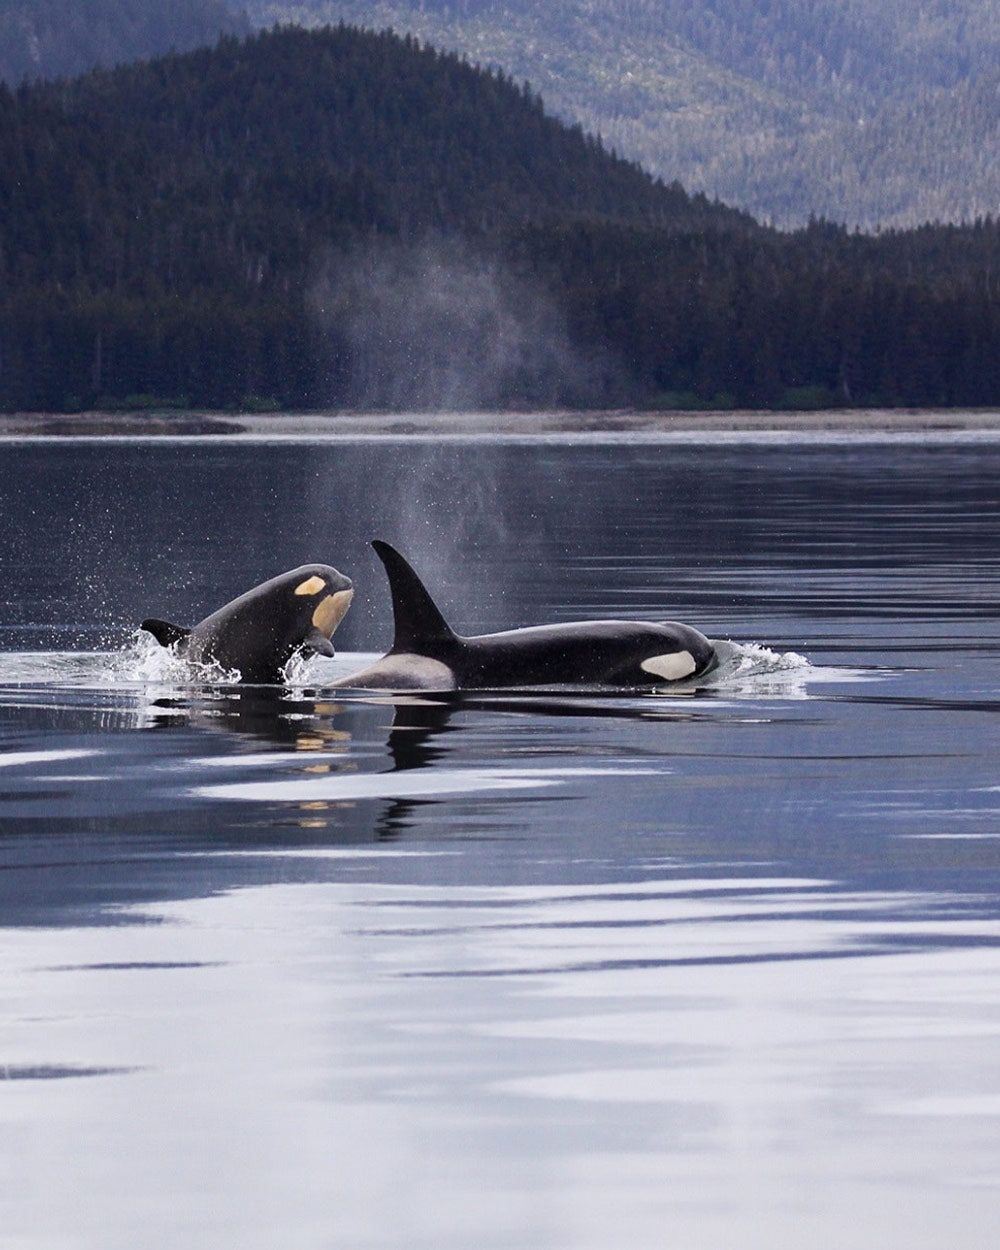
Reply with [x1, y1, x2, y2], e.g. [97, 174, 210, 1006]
[2, 25, 1000, 414]
[6, 0, 996, 226]
[249, 1, 1000, 227]
[0, 0, 247, 84]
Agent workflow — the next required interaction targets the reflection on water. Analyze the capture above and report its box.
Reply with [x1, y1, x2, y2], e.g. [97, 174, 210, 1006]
[3, 436, 1000, 1247]
[3, 876, 1000, 1249]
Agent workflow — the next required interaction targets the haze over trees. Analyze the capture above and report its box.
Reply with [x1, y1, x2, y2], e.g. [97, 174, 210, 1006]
[246, 0, 1000, 227]
[5, 0, 998, 227]
[2, 24, 1000, 413]
[0, 0, 247, 85]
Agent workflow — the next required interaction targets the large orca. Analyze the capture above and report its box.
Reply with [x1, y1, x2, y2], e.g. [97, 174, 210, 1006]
[335, 541, 716, 691]
[141, 564, 354, 683]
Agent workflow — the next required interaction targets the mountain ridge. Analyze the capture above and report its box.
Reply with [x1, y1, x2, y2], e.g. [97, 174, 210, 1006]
[2, 24, 999, 414]
[245, 0, 1000, 227]
[0, 0, 248, 84]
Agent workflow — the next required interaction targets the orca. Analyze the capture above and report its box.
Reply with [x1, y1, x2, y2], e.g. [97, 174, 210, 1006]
[141, 564, 354, 683]
[335, 541, 716, 691]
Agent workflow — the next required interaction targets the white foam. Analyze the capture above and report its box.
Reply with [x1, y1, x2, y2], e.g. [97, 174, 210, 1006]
[702, 639, 819, 696]
[0, 640, 840, 702]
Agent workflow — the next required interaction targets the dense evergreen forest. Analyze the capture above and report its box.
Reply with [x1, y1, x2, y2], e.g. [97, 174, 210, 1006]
[2, 24, 1000, 413]
[0, 0, 246, 85]
[255, 0, 1000, 227]
[6, 0, 1000, 226]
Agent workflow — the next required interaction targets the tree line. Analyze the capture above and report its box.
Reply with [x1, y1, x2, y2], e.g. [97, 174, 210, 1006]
[0, 0, 245, 86]
[1, 24, 999, 412]
[249, 0, 1000, 225]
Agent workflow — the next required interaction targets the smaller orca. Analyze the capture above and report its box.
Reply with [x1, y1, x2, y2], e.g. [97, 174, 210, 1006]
[141, 564, 354, 683]
[335, 541, 715, 691]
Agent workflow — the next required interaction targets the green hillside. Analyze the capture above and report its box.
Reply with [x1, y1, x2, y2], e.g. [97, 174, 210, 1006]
[246, 1, 1000, 227]
[0, 24, 749, 412]
[8, 0, 995, 226]
[0, 0, 247, 84]
[2, 24, 1000, 414]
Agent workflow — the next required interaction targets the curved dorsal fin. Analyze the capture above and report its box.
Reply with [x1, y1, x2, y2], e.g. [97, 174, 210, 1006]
[372, 540, 457, 653]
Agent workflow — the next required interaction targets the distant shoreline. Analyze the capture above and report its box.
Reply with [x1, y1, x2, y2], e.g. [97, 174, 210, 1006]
[4, 408, 1000, 439]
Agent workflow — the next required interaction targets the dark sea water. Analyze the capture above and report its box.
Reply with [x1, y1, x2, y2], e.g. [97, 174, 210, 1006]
[2, 428, 1000, 1248]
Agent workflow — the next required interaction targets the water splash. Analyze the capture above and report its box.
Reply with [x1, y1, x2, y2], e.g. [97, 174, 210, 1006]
[0, 639, 824, 700]
[0, 633, 248, 691]
[107, 632, 244, 686]
[704, 639, 815, 696]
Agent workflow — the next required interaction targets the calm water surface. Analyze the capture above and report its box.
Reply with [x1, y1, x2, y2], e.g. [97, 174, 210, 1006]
[2, 430, 1000, 1248]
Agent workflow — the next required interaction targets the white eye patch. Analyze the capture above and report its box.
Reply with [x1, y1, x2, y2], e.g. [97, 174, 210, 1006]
[294, 575, 326, 596]
[640, 651, 697, 681]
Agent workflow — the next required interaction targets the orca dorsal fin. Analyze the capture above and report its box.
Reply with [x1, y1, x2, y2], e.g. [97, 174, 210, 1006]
[372, 540, 458, 653]
[140, 618, 191, 649]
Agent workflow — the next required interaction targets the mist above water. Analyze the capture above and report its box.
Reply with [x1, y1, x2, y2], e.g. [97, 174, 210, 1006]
[310, 237, 621, 410]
